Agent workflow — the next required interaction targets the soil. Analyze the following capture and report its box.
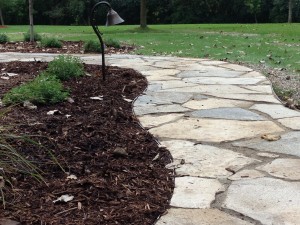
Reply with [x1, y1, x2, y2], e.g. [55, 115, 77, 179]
[0, 61, 174, 225]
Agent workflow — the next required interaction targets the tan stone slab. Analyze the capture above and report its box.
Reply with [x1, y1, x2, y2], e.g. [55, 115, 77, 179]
[251, 104, 300, 119]
[134, 105, 190, 115]
[141, 69, 180, 76]
[199, 60, 228, 65]
[155, 208, 252, 225]
[257, 159, 300, 180]
[210, 93, 280, 103]
[147, 75, 181, 81]
[163, 85, 259, 95]
[257, 152, 279, 158]
[137, 114, 184, 128]
[278, 117, 300, 130]
[162, 140, 258, 178]
[241, 71, 265, 79]
[183, 99, 253, 110]
[228, 169, 265, 181]
[183, 77, 263, 85]
[242, 85, 273, 94]
[150, 118, 284, 143]
[170, 177, 225, 208]
[152, 80, 197, 89]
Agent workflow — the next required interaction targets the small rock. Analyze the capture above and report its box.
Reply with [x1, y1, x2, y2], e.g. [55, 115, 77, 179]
[0, 76, 9, 80]
[23, 101, 37, 110]
[112, 147, 128, 157]
[90, 96, 103, 101]
[53, 194, 74, 203]
[47, 110, 61, 115]
[67, 97, 75, 103]
[261, 134, 281, 141]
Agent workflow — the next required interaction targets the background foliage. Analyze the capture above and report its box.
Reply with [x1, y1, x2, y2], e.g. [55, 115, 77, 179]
[0, 0, 299, 25]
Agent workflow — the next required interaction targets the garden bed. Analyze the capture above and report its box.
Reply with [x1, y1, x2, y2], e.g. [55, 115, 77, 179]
[0, 61, 173, 225]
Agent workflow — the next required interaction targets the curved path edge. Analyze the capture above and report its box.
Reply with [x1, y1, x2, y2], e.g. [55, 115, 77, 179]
[1, 53, 300, 225]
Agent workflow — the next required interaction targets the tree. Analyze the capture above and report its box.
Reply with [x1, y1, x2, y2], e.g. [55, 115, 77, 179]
[288, 0, 294, 22]
[0, 0, 11, 25]
[140, 0, 147, 28]
[28, 0, 34, 42]
[244, 0, 262, 23]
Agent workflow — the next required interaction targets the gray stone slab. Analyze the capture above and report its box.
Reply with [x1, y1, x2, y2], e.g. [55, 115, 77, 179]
[183, 77, 263, 85]
[134, 104, 190, 116]
[188, 107, 265, 121]
[251, 104, 300, 119]
[233, 132, 300, 157]
[223, 178, 300, 225]
[134, 92, 193, 106]
[177, 69, 243, 78]
[156, 208, 252, 225]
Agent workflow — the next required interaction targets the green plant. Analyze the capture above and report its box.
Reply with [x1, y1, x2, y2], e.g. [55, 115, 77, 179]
[2, 73, 69, 105]
[105, 38, 121, 48]
[0, 34, 9, 44]
[41, 37, 62, 48]
[23, 31, 42, 42]
[84, 40, 102, 53]
[47, 55, 84, 80]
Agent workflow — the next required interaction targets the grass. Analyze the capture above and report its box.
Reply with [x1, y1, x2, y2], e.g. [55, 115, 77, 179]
[1, 24, 300, 74]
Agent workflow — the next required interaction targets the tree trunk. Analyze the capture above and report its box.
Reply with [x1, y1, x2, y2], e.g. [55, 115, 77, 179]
[29, 0, 34, 42]
[140, 0, 147, 29]
[288, 0, 293, 23]
[0, 8, 4, 26]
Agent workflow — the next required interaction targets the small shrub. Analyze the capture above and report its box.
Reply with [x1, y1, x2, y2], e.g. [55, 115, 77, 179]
[0, 34, 9, 44]
[23, 31, 42, 42]
[41, 37, 62, 48]
[84, 40, 102, 53]
[105, 38, 121, 48]
[47, 55, 84, 80]
[2, 73, 69, 105]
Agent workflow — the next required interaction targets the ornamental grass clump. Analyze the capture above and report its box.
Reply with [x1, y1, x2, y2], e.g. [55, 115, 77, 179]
[46, 55, 84, 80]
[23, 31, 42, 42]
[105, 38, 121, 48]
[41, 37, 62, 48]
[0, 34, 9, 44]
[2, 73, 69, 105]
[84, 40, 102, 53]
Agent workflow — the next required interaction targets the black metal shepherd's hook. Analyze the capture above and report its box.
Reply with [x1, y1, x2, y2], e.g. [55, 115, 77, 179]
[90, 1, 124, 81]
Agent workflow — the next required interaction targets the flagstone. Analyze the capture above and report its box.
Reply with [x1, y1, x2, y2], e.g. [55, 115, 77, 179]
[220, 64, 253, 72]
[228, 169, 265, 181]
[251, 104, 300, 119]
[188, 107, 265, 121]
[134, 104, 190, 116]
[134, 92, 193, 105]
[150, 118, 284, 143]
[177, 68, 243, 78]
[162, 140, 258, 178]
[257, 158, 300, 180]
[170, 177, 225, 208]
[233, 132, 300, 157]
[223, 178, 300, 225]
[182, 99, 253, 110]
[183, 77, 263, 85]
[156, 208, 252, 225]
[137, 114, 184, 128]
[210, 93, 280, 103]
[277, 117, 300, 130]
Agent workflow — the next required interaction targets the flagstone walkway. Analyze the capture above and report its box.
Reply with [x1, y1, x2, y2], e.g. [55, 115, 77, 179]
[1, 53, 300, 225]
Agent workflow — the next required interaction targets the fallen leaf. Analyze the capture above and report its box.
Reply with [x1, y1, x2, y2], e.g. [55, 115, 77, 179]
[47, 110, 60, 115]
[53, 194, 74, 203]
[261, 134, 281, 141]
[90, 96, 103, 101]
[66, 174, 77, 180]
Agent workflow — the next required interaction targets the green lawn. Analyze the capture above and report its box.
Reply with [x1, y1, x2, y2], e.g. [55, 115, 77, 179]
[1, 24, 300, 74]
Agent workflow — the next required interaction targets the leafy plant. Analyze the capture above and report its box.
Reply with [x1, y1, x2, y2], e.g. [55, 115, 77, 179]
[23, 31, 42, 42]
[105, 38, 121, 48]
[2, 73, 69, 105]
[84, 40, 102, 53]
[47, 55, 84, 80]
[41, 37, 62, 48]
[0, 34, 9, 44]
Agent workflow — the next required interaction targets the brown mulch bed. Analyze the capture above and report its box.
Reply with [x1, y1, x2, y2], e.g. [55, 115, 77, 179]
[0, 41, 136, 54]
[0, 61, 174, 224]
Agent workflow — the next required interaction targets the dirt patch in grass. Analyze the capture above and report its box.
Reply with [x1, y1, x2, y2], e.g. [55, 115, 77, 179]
[0, 61, 174, 225]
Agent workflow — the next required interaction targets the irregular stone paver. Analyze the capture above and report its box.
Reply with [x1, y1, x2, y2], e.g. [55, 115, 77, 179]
[278, 117, 300, 130]
[162, 140, 258, 178]
[137, 114, 184, 128]
[141, 69, 180, 76]
[257, 158, 300, 180]
[208, 93, 281, 103]
[156, 208, 252, 225]
[170, 177, 225, 208]
[257, 152, 279, 158]
[188, 107, 265, 121]
[251, 104, 300, 119]
[150, 118, 284, 142]
[228, 169, 265, 181]
[233, 132, 300, 157]
[134, 92, 192, 105]
[183, 98, 253, 110]
[152, 80, 197, 89]
[134, 104, 190, 116]
[241, 85, 273, 94]
[183, 77, 263, 85]
[223, 178, 300, 225]
[219, 64, 253, 72]
[177, 69, 242, 78]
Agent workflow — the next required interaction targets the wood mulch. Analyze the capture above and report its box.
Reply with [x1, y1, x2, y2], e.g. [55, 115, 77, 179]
[0, 43, 174, 225]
